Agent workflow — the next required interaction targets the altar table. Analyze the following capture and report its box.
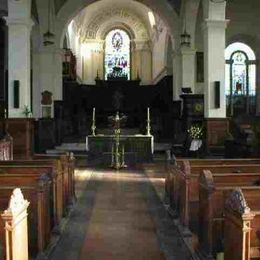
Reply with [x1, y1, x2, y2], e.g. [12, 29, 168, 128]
[87, 135, 154, 163]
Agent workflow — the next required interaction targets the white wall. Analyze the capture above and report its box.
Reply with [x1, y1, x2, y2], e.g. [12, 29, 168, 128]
[152, 26, 168, 83]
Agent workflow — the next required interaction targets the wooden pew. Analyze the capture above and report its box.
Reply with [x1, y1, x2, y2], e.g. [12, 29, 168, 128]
[0, 174, 51, 257]
[165, 159, 260, 213]
[170, 161, 260, 230]
[198, 170, 260, 259]
[179, 158, 260, 166]
[33, 153, 76, 207]
[1, 188, 30, 260]
[0, 161, 63, 227]
[224, 188, 260, 260]
[165, 162, 182, 215]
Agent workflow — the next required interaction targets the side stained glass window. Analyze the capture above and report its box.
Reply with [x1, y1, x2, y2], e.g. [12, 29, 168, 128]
[225, 42, 256, 115]
[105, 29, 130, 80]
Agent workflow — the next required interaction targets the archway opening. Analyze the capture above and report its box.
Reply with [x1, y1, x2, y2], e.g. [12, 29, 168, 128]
[104, 29, 130, 80]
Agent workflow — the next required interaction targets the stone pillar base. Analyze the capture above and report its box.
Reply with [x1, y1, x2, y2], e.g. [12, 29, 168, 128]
[205, 118, 229, 153]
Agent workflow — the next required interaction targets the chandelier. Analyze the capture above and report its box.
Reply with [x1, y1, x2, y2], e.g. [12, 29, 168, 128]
[43, 0, 55, 46]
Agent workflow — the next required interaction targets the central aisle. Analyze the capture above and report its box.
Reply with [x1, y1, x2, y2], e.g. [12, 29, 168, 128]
[50, 167, 190, 260]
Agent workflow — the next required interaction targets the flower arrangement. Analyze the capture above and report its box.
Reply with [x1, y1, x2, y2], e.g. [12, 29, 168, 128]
[22, 105, 32, 118]
[188, 125, 203, 139]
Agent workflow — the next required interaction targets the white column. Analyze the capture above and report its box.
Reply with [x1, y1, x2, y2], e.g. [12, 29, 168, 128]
[75, 36, 82, 81]
[82, 40, 103, 84]
[5, 0, 33, 118]
[133, 46, 142, 80]
[172, 50, 182, 100]
[140, 48, 152, 85]
[32, 51, 41, 118]
[202, 0, 228, 118]
[83, 54, 93, 84]
[180, 47, 196, 93]
[256, 65, 260, 115]
[133, 40, 152, 84]
[98, 50, 104, 80]
[53, 49, 63, 100]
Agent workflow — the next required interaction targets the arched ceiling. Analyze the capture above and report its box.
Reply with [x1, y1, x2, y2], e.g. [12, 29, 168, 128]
[0, 0, 38, 22]
[73, 0, 152, 41]
[54, 0, 182, 15]
[0, 0, 7, 17]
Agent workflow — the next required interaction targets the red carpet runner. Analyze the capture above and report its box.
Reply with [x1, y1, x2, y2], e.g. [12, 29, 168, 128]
[79, 170, 164, 259]
[49, 167, 190, 259]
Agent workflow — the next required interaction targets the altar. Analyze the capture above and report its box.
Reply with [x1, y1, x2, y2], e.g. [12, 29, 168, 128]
[87, 134, 154, 164]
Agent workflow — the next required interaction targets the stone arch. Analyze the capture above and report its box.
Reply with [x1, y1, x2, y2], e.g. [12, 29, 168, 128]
[55, 0, 180, 49]
[226, 34, 260, 59]
[98, 22, 136, 41]
[81, 8, 149, 41]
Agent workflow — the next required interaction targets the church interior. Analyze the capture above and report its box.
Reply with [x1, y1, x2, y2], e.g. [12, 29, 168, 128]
[0, 0, 260, 259]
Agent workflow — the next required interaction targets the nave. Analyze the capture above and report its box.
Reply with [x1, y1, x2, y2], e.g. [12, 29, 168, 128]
[49, 164, 191, 260]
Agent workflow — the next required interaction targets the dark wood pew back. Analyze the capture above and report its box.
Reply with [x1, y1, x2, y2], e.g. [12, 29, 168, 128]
[33, 153, 76, 206]
[224, 188, 260, 260]
[166, 159, 260, 213]
[0, 174, 51, 257]
[177, 159, 260, 166]
[175, 163, 260, 228]
[199, 171, 260, 259]
[0, 162, 63, 225]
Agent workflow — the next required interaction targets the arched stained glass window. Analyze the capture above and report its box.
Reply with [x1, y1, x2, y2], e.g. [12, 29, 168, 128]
[225, 42, 256, 116]
[105, 29, 130, 80]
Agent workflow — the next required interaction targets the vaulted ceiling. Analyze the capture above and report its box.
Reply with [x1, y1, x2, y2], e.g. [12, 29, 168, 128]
[0, 0, 38, 22]
[73, 0, 152, 41]
[53, 0, 182, 15]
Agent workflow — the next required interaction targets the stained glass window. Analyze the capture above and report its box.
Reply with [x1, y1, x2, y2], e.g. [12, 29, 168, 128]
[225, 43, 256, 96]
[105, 29, 130, 80]
[225, 42, 256, 115]
[231, 51, 247, 96]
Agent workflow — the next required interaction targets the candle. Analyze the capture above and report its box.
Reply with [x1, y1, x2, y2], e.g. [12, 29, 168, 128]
[147, 107, 150, 121]
[92, 107, 95, 121]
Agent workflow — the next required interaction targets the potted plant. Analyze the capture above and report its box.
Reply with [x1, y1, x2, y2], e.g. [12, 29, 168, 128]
[22, 105, 32, 118]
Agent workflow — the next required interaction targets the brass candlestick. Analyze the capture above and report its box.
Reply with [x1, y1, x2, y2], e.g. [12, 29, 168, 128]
[110, 112, 127, 170]
[146, 107, 151, 136]
[91, 121, 96, 136]
[91, 107, 96, 136]
[111, 144, 114, 167]
[121, 144, 126, 168]
[114, 128, 121, 170]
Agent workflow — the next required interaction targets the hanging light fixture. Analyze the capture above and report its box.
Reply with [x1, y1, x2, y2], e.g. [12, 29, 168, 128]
[180, 11, 191, 47]
[180, 30, 191, 47]
[43, 0, 55, 46]
[210, 0, 226, 2]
